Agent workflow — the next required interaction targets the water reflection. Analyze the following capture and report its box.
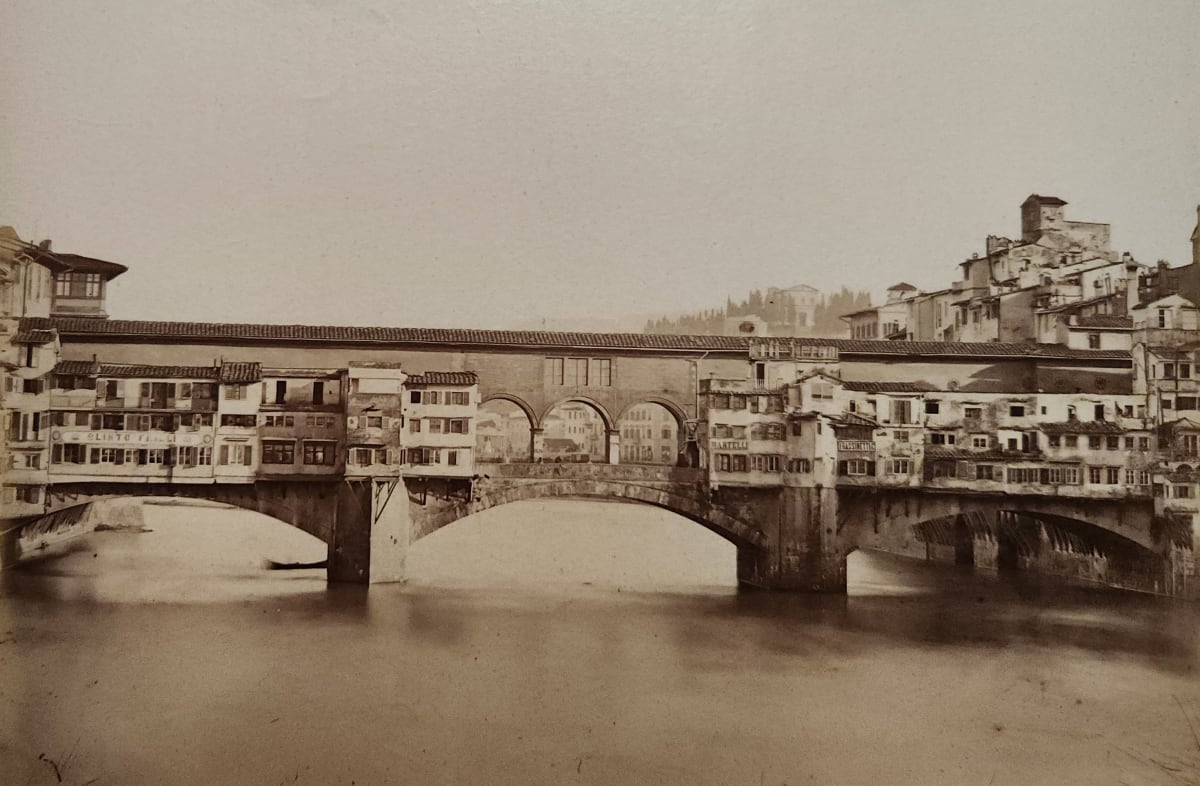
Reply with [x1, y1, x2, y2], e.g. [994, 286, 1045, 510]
[3, 500, 1200, 786]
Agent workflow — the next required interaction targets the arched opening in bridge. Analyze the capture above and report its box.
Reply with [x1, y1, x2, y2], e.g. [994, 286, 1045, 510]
[406, 499, 737, 591]
[541, 400, 608, 463]
[617, 402, 680, 466]
[476, 398, 533, 463]
[11, 498, 327, 602]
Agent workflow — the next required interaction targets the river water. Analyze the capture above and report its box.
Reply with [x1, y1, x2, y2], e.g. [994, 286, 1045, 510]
[2, 500, 1199, 786]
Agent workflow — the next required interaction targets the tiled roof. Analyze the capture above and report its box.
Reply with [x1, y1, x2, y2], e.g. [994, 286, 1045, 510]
[53, 360, 100, 376]
[1072, 314, 1133, 329]
[13, 329, 56, 344]
[219, 362, 262, 383]
[829, 412, 879, 429]
[24, 317, 1133, 362]
[96, 364, 221, 380]
[924, 448, 1019, 462]
[842, 381, 934, 393]
[1037, 293, 1122, 314]
[1037, 420, 1125, 435]
[52, 360, 261, 381]
[405, 371, 478, 386]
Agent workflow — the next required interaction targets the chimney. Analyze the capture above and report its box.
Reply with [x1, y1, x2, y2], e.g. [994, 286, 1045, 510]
[37, 239, 51, 251]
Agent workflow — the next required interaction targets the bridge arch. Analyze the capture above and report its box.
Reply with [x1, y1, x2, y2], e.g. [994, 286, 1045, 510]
[540, 397, 613, 463]
[615, 399, 688, 467]
[614, 397, 687, 430]
[541, 396, 614, 431]
[410, 478, 767, 552]
[481, 393, 540, 429]
[34, 482, 343, 545]
[477, 396, 536, 463]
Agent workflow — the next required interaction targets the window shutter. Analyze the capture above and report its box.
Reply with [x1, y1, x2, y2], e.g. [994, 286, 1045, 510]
[837, 460, 847, 475]
[219, 445, 229, 465]
[244, 446, 253, 466]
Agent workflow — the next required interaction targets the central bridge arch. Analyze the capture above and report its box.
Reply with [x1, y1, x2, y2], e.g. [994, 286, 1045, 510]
[409, 476, 767, 551]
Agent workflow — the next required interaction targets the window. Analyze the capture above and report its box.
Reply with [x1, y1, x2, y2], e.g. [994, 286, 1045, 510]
[366, 416, 383, 429]
[1124, 437, 1134, 450]
[1163, 363, 1177, 379]
[1139, 437, 1150, 451]
[312, 380, 325, 405]
[90, 447, 124, 465]
[1175, 485, 1194, 499]
[976, 464, 997, 481]
[564, 358, 588, 386]
[888, 459, 911, 474]
[1106, 466, 1121, 485]
[1164, 398, 1175, 410]
[221, 414, 257, 428]
[1106, 436, 1120, 450]
[730, 455, 748, 472]
[892, 399, 912, 424]
[303, 441, 337, 466]
[446, 450, 459, 466]
[842, 459, 872, 476]
[596, 359, 612, 386]
[1183, 363, 1193, 380]
[964, 407, 981, 421]
[218, 443, 253, 466]
[750, 454, 782, 472]
[14, 486, 41, 504]
[450, 391, 470, 406]
[1065, 435, 1078, 448]
[1158, 308, 1169, 328]
[1180, 397, 1199, 411]
[1009, 404, 1025, 417]
[1048, 435, 1061, 448]
[100, 379, 124, 401]
[787, 458, 811, 473]
[448, 418, 469, 434]
[811, 383, 834, 400]
[410, 390, 422, 404]
[177, 446, 213, 466]
[55, 272, 103, 298]
[971, 435, 989, 449]
[428, 418, 443, 434]
[262, 440, 295, 464]
[717, 454, 731, 472]
[52, 444, 86, 464]
[274, 380, 287, 404]
[224, 384, 246, 400]
[924, 400, 940, 414]
[407, 447, 441, 465]
[1088, 333, 1101, 349]
[1088, 466, 1102, 484]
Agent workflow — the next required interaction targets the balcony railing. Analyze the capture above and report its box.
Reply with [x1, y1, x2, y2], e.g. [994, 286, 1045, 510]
[838, 440, 875, 452]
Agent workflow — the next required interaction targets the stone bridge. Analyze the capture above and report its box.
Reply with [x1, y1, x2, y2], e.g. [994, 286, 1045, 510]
[5, 468, 1191, 596]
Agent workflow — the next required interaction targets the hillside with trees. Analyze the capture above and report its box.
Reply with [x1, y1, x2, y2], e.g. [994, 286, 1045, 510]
[643, 286, 872, 338]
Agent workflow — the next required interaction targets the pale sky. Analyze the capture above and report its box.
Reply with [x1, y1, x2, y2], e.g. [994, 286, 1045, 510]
[2, 1, 1199, 330]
